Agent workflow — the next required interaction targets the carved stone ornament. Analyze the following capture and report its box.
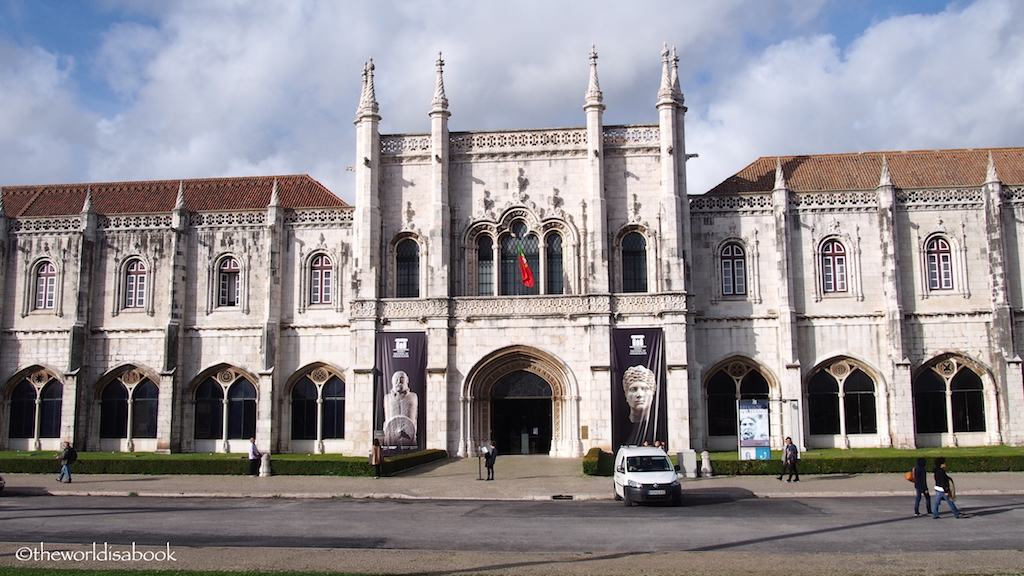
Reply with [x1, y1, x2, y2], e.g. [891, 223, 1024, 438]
[120, 369, 142, 386]
[728, 362, 748, 379]
[935, 359, 958, 378]
[829, 361, 850, 378]
[217, 369, 236, 384]
[310, 367, 330, 385]
[31, 371, 49, 386]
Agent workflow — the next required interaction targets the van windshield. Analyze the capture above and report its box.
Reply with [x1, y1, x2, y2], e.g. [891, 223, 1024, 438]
[626, 455, 671, 472]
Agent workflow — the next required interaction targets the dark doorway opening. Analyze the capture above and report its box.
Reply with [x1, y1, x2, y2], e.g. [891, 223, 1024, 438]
[491, 371, 552, 455]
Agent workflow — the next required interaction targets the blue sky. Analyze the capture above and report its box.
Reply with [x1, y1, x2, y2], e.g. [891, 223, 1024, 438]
[1, 0, 1020, 201]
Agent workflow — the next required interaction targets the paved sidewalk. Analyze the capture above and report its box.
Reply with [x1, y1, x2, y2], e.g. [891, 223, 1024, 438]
[4, 455, 1023, 500]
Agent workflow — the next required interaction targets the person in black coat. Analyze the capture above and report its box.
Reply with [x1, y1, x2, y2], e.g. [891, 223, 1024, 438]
[484, 442, 497, 481]
[932, 457, 965, 519]
[912, 457, 931, 516]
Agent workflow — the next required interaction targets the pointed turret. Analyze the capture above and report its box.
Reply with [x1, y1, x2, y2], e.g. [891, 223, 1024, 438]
[431, 52, 449, 112]
[175, 181, 185, 210]
[268, 178, 280, 207]
[986, 152, 1001, 184]
[357, 59, 379, 118]
[671, 47, 684, 106]
[657, 43, 674, 104]
[585, 45, 603, 107]
[879, 155, 893, 188]
[584, 45, 609, 293]
[0, 187, 5, 217]
[774, 158, 787, 191]
[82, 186, 93, 213]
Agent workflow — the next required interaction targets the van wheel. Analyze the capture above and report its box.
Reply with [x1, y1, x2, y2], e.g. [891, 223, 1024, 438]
[614, 492, 622, 501]
[623, 493, 633, 507]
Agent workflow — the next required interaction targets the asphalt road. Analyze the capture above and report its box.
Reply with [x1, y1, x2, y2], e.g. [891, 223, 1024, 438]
[4, 492, 1024, 554]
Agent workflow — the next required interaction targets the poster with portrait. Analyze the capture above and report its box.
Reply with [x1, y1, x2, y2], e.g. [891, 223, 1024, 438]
[611, 328, 666, 450]
[375, 332, 427, 456]
[738, 399, 770, 460]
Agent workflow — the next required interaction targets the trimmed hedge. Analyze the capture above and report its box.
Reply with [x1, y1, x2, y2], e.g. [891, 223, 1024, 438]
[582, 447, 615, 476]
[0, 449, 448, 476]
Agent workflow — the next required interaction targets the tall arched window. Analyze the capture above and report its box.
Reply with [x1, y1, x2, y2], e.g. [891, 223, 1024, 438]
[9, 381, 36, 438]
[721, 243, 746, 296]
[500, 222, 538, 296]
[546, 232, 564, 295]
[926, 237, 953, 290]
[310, 254, 333, 304]
[227, 380, 257, 439]
[131, 380, 159, 439]
[194, 379, 224, 440]
[913, 358, 986, 437]
[821, 240, 847, 293]
[396, 239, 420, 298]
[291, 379, 318, 440]
[124, 259, 147, 308]
[622, 232, 648, 293]
[477, 236, 494, 296]
[706, 363, 770, 438]
[218, 257, 241, 307]
[39, 381, 63, 438]
[807, 372, 841, 435]
[843, 370, 877, 434]
[100, 382, 129, 438]
[321, 376, 346, 439]
[34, 261, 57, 310]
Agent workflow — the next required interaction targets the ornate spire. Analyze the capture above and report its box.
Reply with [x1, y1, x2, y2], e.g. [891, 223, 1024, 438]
[431, 52, 448, 111]
[175, 180, 185, 210]
[986, 151, 1001, 184]
[657, 43, 673, 102]
[774, 157, 787, 191]
[269, 178, 280, 207]
[585, 44, 603, 105]
[670, 46, 684, 106]
[879, 155, 893, 187]
[82, 185, 92, 213]
[0, 187, 5, 217]
[357, 59, 379, 116]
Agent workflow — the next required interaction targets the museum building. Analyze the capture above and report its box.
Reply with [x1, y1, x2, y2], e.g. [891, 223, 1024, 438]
[2, 48, 1024, 458]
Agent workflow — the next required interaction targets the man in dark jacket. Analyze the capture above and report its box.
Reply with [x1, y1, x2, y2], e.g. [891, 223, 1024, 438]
[484, 442, 497, 481]
[932, 457, 966, 519]
[913, 457, 931, 516]
[56, 441, 76, 483]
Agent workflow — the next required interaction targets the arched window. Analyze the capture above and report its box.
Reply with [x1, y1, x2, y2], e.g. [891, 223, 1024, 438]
[291, 379, 318, 440]
[721, 243, 746, 296]
[843, 371, 877, 434]
[9, 381, 36, 439]
[546, 232, 564, 295]
[926, 237, 953, 290]
[310, 255, 333, 304]
[913, 358, 986, 437]
[39, 381, 63, 438]
[321, 376, 346, 439]
[396, 239, 420, 298]
[100, 382, 129, 438]
[131, 380, 159, 439]
[821, 240, 847, 293]
[194, 379, 224, 440]
[706, 363, 769, 437]
[500, 222, 538, 296]
[477, 236, 494, 296]
[621, 232, 648, 293]
[807, 372, 840, 435]
[218, 257, 241, 307]
[34, 261, 57, 310]
[227, 380, 257, 439]
[124, 259, 147, 308]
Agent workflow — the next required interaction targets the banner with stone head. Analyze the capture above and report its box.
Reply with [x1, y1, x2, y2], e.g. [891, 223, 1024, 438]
[611, 328, 666, 450]
[375, 332, 427, 455]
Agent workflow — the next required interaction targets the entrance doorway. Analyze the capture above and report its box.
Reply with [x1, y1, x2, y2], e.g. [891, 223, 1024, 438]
[491, 371, 552, 455]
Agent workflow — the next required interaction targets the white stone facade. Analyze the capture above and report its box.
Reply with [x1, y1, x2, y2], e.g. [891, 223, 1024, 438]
[2, 49, 1023, 457]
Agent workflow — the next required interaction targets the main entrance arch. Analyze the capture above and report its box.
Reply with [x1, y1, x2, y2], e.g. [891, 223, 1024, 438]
[459, 346, 581, 458]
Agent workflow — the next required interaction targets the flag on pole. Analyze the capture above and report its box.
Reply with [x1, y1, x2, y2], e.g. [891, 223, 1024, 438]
[518, 242, 535, 287]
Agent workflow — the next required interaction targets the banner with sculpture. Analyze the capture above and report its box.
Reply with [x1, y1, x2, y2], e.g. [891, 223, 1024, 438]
[611, 328, 666, 450]
[375, 332, 427, 455]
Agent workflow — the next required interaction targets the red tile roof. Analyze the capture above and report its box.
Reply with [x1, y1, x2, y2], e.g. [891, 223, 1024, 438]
[0, 175, 347, 217]
[706, 148, 1024, 194]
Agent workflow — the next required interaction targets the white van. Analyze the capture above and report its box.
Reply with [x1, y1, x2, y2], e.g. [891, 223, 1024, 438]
[613, 446, 681, 506]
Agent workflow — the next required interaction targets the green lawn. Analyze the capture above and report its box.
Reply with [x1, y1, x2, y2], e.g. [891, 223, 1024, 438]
[702, 445, 1024, 461]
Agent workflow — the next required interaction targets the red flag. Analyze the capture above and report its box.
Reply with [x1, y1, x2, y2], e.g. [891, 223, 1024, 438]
[518, 243, 535, 288]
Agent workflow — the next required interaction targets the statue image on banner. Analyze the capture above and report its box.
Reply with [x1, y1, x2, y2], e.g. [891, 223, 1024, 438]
[383, 370, 418, 446]
[623, 365, 656, 424]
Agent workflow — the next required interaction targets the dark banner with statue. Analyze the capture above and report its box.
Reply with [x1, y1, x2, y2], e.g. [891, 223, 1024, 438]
[375, 332, 427, 456]
[611, 328, 666, 450]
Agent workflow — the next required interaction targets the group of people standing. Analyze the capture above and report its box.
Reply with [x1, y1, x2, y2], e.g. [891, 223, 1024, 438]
[913, 456, 968, 519]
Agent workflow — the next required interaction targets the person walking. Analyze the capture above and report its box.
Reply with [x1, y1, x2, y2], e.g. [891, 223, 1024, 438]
[247, 437, 262, 477]
[55, 441, 77, 483]
[912, 457, 931, 517]
[484, 442, 497, 481]
[777, 437, 800, 482]
[932, 457, 966, 519]
[370, 438, 384, 479]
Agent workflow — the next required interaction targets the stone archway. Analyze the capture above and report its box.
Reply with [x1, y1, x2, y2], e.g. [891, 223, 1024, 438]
[460, 346, 581, 458]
